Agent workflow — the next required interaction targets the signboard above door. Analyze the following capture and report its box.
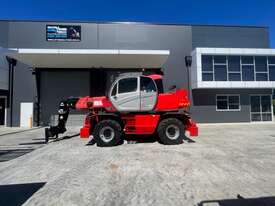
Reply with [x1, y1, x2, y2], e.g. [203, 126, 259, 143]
[46, 25, 81, 42]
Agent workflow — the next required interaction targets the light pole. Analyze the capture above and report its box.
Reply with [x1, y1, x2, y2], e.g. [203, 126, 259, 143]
[185, 56, 192, 110]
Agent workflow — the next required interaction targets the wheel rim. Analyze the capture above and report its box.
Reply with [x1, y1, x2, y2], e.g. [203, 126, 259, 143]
[165, 124, 180, 140]
[99, 126, 115, 143]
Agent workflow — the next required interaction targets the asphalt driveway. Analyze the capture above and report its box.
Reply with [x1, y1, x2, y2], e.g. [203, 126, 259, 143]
[0, 124, 275, 206]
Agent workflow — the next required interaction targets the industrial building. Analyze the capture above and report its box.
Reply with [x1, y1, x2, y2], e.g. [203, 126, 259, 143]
[0, 20, 274, 127]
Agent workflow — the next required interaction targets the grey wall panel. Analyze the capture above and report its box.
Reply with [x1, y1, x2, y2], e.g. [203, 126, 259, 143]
[40, 70, 90, 126]
[0, 55, 9, 90]
[98, 24, 193, 90]
[8, 22, 98, 49]
[0, 21, 8, 47]
[192, 26, 269, 49]
[12, 62, 37, 126]
[191, 89, 272, 123]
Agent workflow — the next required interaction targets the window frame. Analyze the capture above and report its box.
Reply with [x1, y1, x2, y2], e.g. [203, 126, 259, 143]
[201, 55, 275, 82]
[216, 94, 241, 112]
[201, 55, 214, 81]
[228, 56, 241, 81]
[213, 55, 227, 81]
[268, 56, 275, 81]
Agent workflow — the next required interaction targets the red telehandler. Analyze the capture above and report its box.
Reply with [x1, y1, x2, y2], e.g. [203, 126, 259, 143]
[45, 74, 198, 146]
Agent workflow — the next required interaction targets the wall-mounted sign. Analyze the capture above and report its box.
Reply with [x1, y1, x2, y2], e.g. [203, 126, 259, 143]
[46, 25, 81, 42]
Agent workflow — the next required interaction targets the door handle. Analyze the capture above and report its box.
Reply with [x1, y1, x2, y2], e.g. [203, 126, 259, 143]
[113, 96, 117, 100]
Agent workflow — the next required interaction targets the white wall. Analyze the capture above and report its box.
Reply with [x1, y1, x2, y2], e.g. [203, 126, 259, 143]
[0, 54, 9, 90]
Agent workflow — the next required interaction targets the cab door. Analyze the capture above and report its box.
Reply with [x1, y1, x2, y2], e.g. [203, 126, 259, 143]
[109, 77, 140, 112]
[140, 76, 158, 111]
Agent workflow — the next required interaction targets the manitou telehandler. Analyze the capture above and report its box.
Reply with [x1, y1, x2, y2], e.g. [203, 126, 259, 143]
[45, 74, 198, 146]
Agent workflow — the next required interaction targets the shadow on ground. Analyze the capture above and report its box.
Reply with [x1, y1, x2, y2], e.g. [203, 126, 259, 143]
[0, 149, 34, 162]
[50, 133, 80, 142]
[19, 141, 46, 145]
[86, 134, 196, 145]
[198, 194, 275, 206]
[0, 182, 46, 206]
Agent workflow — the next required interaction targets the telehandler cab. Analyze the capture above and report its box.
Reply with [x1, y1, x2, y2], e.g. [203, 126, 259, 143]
[45, 74, 198, 146]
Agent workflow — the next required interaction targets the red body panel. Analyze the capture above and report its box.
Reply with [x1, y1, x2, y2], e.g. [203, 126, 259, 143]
[185, 119, 198, 137]
[76, 96, 116, 112]
[122, 114, 160, 134]
[80, 114, 92, 138]
[155, 89, 190, 111]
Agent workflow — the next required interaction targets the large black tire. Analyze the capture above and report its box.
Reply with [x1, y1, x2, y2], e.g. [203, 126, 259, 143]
[157, 118, 185, 145]
[93, 119, 122, 147]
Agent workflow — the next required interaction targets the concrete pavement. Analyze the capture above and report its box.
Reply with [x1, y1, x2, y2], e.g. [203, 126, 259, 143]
[0, 124, 275, 205]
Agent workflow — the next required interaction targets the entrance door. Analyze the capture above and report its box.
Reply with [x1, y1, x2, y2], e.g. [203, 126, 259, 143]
[250, 95, 272, 121]
[0, 98, 6, 125]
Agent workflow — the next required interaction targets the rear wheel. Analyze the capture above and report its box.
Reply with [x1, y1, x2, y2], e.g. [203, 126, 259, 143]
[157, 118, 184, 145]
[93, 120, 122, 147]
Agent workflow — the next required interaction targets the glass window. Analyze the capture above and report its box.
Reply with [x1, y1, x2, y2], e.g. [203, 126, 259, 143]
[229, 96, 240, 110]
[140, 76, 156, 92]
[111, 83, 117, 96]
[251, 113, 261, 121]
[214, 65, 227, 81]
[229, 96, 239, 104]
[268, 56, 275, 64]
[241, 56, 254, 64]
[217, 95, 227, 101]
[216, 95, 240, 111]
[118, 77, 137, 94]
[262, 113, 272, 121]
[269, 65, 275, 81]
[256, 73, 268, 81]
[202, 55, 213, 71]
[261, 95, 271, 113]
[251, 96, 261, 113]
[154, 79, 164, 93]
[202, 73, 213, 81]
[242, 65, 254, 81]
[228, 73, 241, 81]
[255, 56, 267, 72]
[214, 55, 226, 64]
[228, 56, 240, 71]
[217, 96, 228, 110]
[229, 104, 239, 110]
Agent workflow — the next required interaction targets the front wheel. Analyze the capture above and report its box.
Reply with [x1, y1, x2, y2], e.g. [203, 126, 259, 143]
[157, 118, 185, 145]
[93, 120, 122, 147]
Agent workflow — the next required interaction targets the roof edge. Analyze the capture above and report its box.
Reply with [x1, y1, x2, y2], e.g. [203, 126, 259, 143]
[0, 19, 269, 29]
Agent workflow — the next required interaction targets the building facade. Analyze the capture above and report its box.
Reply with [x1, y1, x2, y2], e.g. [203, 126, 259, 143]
[0, 20, 273, 127]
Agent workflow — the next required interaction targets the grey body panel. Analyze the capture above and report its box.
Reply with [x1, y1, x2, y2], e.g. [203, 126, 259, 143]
[109, 76, 158, 112]
[140, 91, 157, 111]
[111, 92, 141, 112]
[140, 76, 158, 111]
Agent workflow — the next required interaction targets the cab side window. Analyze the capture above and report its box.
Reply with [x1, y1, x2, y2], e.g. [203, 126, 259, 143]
[118, 78, 137, 94]
[140, 77, 157, 92]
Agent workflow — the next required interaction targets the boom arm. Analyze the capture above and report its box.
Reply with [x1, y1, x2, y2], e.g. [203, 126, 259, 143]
[45, 97, 79, 142]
